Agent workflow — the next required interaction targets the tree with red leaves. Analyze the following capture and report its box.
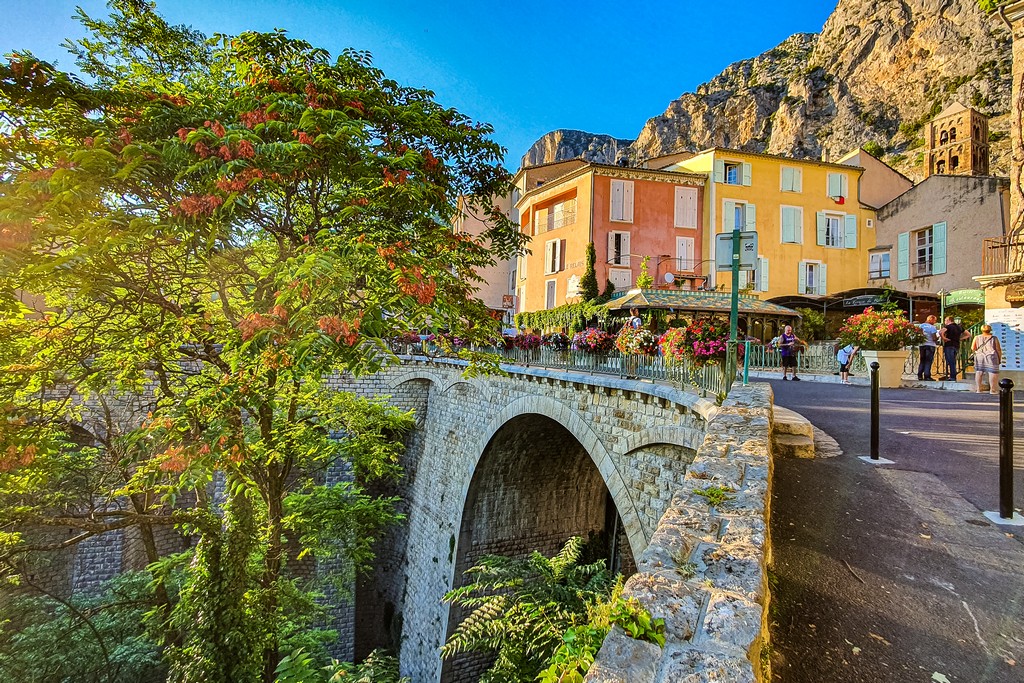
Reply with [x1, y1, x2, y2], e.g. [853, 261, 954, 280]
[0, 2, 523, 681]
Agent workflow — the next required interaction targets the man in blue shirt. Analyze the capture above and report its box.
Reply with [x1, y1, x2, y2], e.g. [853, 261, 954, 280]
[917, 315, 939, 381]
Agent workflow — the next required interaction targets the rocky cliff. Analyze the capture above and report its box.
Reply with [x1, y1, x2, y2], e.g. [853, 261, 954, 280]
[522, 0, 1012, 180]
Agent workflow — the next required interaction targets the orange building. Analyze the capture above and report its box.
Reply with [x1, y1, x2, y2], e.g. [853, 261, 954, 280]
[512, 162, 707, 312]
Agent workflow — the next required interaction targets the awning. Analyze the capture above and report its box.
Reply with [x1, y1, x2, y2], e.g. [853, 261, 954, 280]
[605, 288, 801, 317]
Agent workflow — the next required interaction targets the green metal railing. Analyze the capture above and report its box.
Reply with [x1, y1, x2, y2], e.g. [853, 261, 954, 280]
[395, 343, 736, 399]
[903, 323, 981, 378]
[744, 341, 868, 376]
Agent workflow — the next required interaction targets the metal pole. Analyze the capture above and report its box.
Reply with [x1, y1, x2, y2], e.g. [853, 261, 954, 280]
[743, 339, 750, 386]
[870, 361, 880, 460]
[729, 228, 740, 344]
[999, 378, 1015, 519]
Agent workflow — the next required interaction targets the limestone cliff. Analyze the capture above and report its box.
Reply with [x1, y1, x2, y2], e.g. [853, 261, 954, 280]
[520, 129, 632, 168]
[522, 0, 1012, 180]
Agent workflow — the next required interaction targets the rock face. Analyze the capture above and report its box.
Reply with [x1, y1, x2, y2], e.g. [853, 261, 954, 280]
[523, 0, 1012, 180]
[520, 129, 632, 168]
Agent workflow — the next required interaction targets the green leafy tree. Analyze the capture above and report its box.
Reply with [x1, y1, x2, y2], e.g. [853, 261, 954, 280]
[635, 256, 654, 289]
[795, 307, 826, 341]
[580, 242, 599, 302]
[599, 279, 616, 303]
[0, 2, 523, 681]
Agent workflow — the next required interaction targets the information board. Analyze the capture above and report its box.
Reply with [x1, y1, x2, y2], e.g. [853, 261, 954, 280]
[986, 308, 1024, 371]
[715, 231, 758, 272]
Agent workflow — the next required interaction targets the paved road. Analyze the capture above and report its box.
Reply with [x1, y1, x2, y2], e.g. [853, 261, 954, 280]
[768, 379, 1024, 683]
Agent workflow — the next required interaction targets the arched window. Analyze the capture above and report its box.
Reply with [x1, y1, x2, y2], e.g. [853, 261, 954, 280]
[974, 125, 980, 139]
[939, 130, 949, 144]
[937, 160, 946, 174]
[950, 156, 959, 171]
[949, 127, 957, 141]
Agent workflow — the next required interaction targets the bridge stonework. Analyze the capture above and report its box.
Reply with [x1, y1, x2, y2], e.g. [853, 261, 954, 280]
[329, 358, 772, 683]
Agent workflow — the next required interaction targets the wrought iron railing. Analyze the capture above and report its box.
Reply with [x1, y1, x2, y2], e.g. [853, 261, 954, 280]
[745, 341, 868, 376]
[392, 343, 735, 399]
[903, 324, 980, 377]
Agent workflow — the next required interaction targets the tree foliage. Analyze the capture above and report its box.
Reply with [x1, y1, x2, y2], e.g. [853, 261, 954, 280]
[0, 1, 524, 680]
[579, 242, 599, 302]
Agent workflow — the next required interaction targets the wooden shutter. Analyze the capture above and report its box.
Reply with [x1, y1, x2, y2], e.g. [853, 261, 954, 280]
[781, 167, 792, 191]
[622, 181, 634, 222]
[816, 212, 827, 245]
[745, 203, 757, 230]
[932, 222, 947, 274]
[675, 186, 697, 228]
[713, 159, 725, 183]
[559, 239, 566, 271]
[607, 232, 616, 265]
[793, 167, 802, 192]
[781, 207, 796, 243]
[737, 270, 748, 288]
[759, 256, 769, 292]
[897, 231, 910, 280]
[818, 264, 828, 295]
[544, 241, 554, 275]
[621, 232, 631, 266]
[798, 262, 807, 294]
[742, 162, 752, 186]
[844, 214, 857, 249]
[840, 174, 849, 198]
[723, 201, 736, 232]
[610, 180, 624, 220]
[827, 173, 842, 198]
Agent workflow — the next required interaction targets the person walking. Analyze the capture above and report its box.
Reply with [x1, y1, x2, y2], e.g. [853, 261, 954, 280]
[971, 324, 1002, 394]
[836, 343, 859, 385]
[779, 324, 805, 381]
[939, 316, 968, 381]
[917, 314, 939, 381]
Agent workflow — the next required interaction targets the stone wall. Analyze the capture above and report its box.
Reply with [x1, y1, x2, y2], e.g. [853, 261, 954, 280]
[584, 383, 773, 683]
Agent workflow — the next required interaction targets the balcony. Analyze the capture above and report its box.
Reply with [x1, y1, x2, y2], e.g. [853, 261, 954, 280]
[911, 261, 932, 278]
[868, 269, 890, 280]
[548, 210, 576, 230]
[982, 236, 1024, 276]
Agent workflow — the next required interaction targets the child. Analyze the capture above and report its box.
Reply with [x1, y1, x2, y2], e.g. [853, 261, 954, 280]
[836, 344, 859, 385]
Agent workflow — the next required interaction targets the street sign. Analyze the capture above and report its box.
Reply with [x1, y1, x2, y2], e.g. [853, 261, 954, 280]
[715, 231, 758, 271]
[943, 288, 985, 306]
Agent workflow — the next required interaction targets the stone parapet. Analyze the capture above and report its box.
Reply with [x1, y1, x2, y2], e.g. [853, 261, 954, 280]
[585, 383, 773, 683]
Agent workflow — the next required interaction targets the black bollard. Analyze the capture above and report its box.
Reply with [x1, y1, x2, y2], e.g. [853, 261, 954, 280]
[870, 361, 880, 460]
[999, 378, 1015, 519]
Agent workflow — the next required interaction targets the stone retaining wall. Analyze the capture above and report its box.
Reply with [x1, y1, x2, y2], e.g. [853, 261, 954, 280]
[584, 383, 773, 683]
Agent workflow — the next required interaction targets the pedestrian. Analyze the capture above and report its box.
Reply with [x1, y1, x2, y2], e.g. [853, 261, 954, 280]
[971, 324, 1002, 394]
[939, 316, 968, 381]
[917, 314, 939, 381]
[779, 324, 805, 381]
[629, 307, 642, 330]
[836, 343, 859, 385]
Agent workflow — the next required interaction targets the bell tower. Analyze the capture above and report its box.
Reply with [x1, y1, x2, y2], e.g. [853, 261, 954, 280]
[924, 102, 990, 177]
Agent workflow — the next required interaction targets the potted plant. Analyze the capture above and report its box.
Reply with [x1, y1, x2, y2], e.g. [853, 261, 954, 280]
[542, 332, 570, 352]
[615, 325, 660, 356]
[659, 318, 730, 367]
[839, 307, 924, 387]
[571, 328, 615, 354]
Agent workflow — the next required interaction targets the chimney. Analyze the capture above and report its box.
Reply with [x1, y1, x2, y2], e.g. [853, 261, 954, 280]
[821, 148, 830, 163]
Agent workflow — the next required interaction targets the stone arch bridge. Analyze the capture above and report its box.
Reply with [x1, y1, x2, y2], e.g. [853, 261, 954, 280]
[332, 357, 772, 683]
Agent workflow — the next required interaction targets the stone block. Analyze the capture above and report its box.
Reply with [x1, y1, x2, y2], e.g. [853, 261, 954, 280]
[698, 592, 763, 653]
[584, 626, 662, 683]
[622, 572, 707, 642]
[655, 647, 756, 683]
[699, 542, 764, 601]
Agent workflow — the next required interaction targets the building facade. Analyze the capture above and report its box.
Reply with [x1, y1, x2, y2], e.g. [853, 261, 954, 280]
[662, 148, 877, 301]
[512, 163, 706, 312]
[924, 102, 990, 178]
[453, 193, 517, 325]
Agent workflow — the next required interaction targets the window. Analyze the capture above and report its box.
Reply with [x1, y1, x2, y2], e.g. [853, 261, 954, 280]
[549, 198, 577, 230]
[608, 231, 630, 266]
[827, 172, 848, 200]
[675, 236, 694, 271]
[722, 200, 756, 232]
[714, 159, 751, 186]
[936, 160, 946, 174]
[532, 208, 545, 236]
[781, 166, 802, 192]
[780, 206, 802, 243]
[816, 212, 856, 249]
[608, 268, 631, 292]
[753, 256, 769, 292]
[725, 162, 740, 185]
[949, 127, 957, 141]
[799, 261, 827, 295]
[869, 252, 890, 279]
[610, 179, 634, 222]
[950, 156, 959, 172]
[940, 130, 949, 145]
[674, 186, 698, 228]
[823, 214, 843, 248]
[544, 239, 565, 275]
[913, 227, 933, 277]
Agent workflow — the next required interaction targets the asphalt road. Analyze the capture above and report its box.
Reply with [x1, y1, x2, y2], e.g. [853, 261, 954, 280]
[768, 379, 1024, 683]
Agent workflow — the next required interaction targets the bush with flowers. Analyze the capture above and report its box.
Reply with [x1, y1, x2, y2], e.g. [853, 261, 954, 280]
[393, 331, 422, 345]
[838, 307, 923, 350]
[542, 332, 570, 352]
[659, 317, 730, 366]
[615, 325, 660, 356]
[571, 328, 615, 353]
[510, 333, 542, 350]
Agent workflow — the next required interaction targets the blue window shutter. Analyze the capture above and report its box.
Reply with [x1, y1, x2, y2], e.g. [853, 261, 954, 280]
[781, 207, 795, 243]
[745, 203, 757, 230]
[794, 168, 802, 192]
[819, 264, 828, 295]
[933, 222, 947, 274]
[781, 167, 792, 191]
[723, 201, 736, 232]
[897, 231, 910, 280]
[742, 162, 752, 186]
[828, 173, 841, 198]
[797, 262, 807, 293]
[713, 159, 725, 183]
[760, 256, 770, 291]
[844, 214, 857, 249]
[816, 212, 827, 245]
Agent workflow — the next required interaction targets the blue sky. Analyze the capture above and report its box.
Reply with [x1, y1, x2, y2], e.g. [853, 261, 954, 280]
[4, 0, 837, 167]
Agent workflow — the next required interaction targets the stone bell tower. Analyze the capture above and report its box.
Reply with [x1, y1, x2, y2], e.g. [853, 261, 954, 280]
[924, 102, 990, 178]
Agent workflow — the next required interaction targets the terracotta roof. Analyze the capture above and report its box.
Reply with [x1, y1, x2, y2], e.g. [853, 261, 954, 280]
[605, 289, 801, 317]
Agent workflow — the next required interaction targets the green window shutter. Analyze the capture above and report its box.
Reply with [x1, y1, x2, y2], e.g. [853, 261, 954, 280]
[797, 262, 807, 293]
[933, 222, 947, 274]
[816, 212, 827, 245]
[819, 264, 828, 295]
[745, 203, 757, 230]
[781, 167, 793, 191]
[844, 214, 857, 249]
[794, 168, 802, 192]
[897, 231, 910, 280]
[781, 207, 795, 243]
[713, 159, 725, 183]
[827, 173, 841, 198]
[723, 201, 736, 232]
[760, 256, 770, 291]
[742, 162, 752, 186]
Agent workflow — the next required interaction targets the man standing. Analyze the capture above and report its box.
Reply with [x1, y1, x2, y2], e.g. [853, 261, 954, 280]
[940, 316, 968, 381]
[917, 314, 939, 381]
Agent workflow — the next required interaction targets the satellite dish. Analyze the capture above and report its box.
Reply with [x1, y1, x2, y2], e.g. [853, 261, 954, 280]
[664, 272, 675, 284]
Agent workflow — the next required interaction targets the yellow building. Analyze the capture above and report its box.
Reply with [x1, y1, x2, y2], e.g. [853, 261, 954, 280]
[662, 148, 877, 300]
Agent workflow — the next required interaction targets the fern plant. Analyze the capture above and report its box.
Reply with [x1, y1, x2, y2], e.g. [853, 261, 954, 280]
[441, 537, 613, 683]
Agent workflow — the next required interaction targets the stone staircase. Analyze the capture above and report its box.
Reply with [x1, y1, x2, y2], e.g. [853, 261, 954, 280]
[773, 406, 815, 458]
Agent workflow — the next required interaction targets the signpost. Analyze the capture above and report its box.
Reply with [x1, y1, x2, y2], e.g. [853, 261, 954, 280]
[716, 230, 758, 384]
